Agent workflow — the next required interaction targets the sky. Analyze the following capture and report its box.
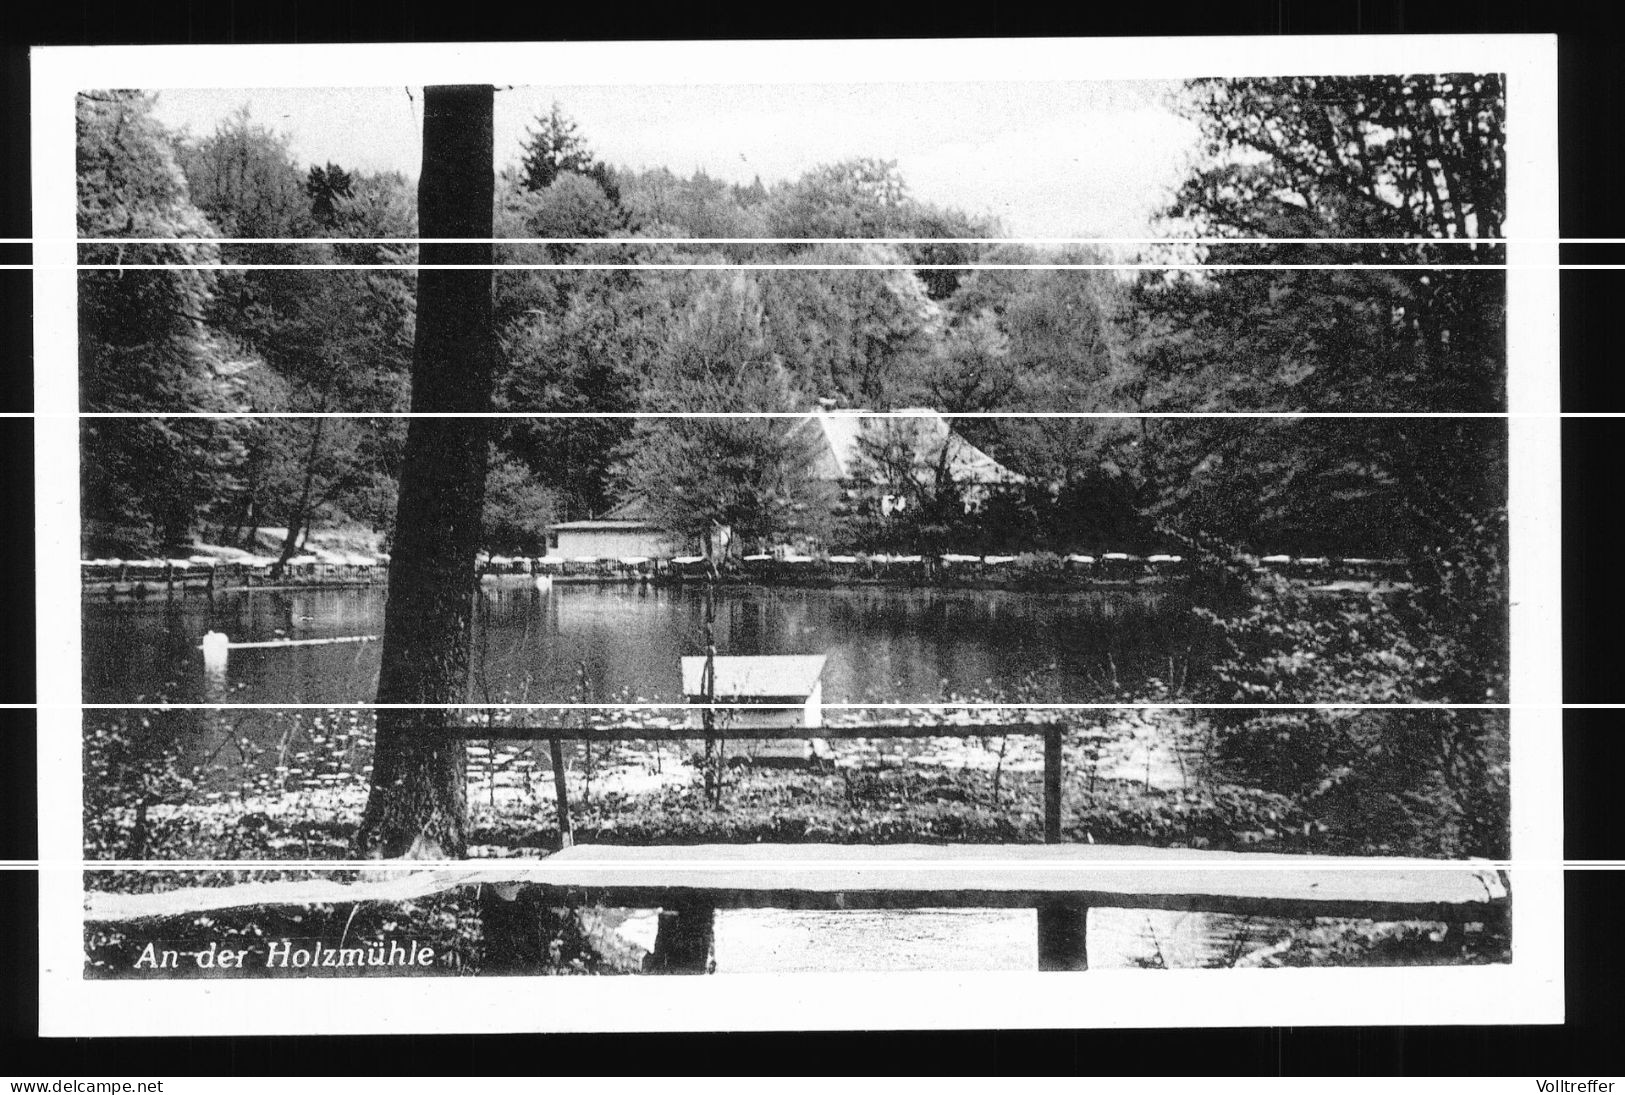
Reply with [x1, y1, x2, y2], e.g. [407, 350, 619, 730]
[148, 81, 1201, 239]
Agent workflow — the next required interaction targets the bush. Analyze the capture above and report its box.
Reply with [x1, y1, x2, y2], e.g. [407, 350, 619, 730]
[1191, 573, 1510, 858]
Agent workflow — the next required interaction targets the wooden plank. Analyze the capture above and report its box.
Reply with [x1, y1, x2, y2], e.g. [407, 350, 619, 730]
[447, 722, 1064, 742]
[516, 844, 1508, 921]
[84, 843, 1508, 925]
[84, 870, 480, 922]
[224, 635, 377, 650]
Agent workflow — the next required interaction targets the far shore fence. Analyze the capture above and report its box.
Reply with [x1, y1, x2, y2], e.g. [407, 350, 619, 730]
[81, 551, 1413, 599]
[81, 556, 386, 598]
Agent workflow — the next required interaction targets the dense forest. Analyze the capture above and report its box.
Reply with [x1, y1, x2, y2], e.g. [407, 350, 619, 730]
[78, 77, 1507, 563]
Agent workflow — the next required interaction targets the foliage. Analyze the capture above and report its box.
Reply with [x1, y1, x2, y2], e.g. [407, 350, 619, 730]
[1191, 573, 1509, 857]
[615, 412, 836, 556]
[1137, 74, 1506, 414]
[763, 158, 913, 239]
[1176, 74, 1504, 242]
[83, 714, 199, 859]
[176, 111, 414, 557]
[77, 86, 1511, 570]
[482, 451, 557, 553]
[519, 101, 618, 201]
[612, 276, 837, 551]
[77, 91, 248, 547]
[620, 167, 768, 239]
[1257, 919, 1508, 968]
[756, 242, 942, 407]
[305, 162, 355, 224]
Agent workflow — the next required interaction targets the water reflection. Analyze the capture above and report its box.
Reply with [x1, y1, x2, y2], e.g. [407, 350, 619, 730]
[83, 582, 1202, 706]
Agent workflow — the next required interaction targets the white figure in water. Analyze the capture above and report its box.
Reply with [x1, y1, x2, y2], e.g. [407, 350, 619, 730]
[200, 630, 231, 702]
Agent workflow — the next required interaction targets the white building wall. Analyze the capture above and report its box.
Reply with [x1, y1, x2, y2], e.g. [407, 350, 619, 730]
[552, 528, 680, 559]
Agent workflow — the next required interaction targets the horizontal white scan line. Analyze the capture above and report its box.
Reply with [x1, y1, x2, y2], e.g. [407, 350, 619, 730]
[65, 411, 1524, 420]
[29, 858, 1568, 873]
[69, 263, 1530, 272]
[69, 236, 1520, 245]
[72, 702, 1519, 710]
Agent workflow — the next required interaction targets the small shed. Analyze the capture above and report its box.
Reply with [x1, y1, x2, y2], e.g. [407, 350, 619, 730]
[548, 518, 676, 560]
[680, 654, 829, 764]
[547, 497, 683, 560]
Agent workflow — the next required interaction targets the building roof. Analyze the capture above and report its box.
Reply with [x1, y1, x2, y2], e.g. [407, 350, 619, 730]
[796, 409, 1024, 486]
[551, 519, 661, 532]
[681, 654, 828, 700]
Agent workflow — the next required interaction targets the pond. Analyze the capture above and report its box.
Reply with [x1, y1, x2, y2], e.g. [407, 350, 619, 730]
[82, 581, 1207, 707]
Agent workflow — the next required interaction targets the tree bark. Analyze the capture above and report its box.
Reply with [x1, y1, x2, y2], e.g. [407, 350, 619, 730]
[355, 85, 496, 859]
[273, 417, 326, 578]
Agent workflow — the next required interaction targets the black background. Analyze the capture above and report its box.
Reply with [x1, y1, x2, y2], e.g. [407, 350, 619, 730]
[2, 0, 1623, 1078]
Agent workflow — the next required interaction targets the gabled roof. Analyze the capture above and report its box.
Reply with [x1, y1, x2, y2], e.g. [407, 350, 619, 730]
[797, 408, 1024, 486]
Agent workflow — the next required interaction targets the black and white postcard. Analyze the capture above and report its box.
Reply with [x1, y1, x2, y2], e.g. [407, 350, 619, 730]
[32, 35, 1561, 1035]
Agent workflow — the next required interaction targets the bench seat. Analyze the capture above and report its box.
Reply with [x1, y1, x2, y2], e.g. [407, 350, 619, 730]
[85, 843, 1509, 973]
[517, 843, 1508, 923]
[84, 842, 1509, 925]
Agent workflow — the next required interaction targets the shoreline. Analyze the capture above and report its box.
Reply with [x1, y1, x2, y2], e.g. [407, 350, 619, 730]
[83, 560, 1411, 599]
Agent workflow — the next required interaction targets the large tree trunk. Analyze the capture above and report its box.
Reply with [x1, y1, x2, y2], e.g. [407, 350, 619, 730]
[355, 85, 496, 859]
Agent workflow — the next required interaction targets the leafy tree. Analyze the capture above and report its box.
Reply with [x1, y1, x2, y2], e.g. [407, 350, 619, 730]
[1144, 75, 1506, 414]
[1133, 76, 1513, 856]
[897, 205, 1001, 301]
[178, 106, 313, 240]
[620, 167, 767, 239]
[613, 276, 835, 554]
[1120, 75, 1510, 560]
[948, 246, 1122, 396]
[177, 114, 415, 561]
[757, 242, 941, 407]
[76, 90, 246, 548]
[616, 412, 835, 557]
[483, 450, 557, 553]
[919, 312, 1016, 414]
[765, 158, 912, 239]
[1176, 75, 1503, 243]
[496, 285, 654, 518]
[512, 172, 623, 241]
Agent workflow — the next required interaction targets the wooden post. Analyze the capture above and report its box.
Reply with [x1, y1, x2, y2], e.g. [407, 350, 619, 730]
[1044, 725, 1063, 843]
[478, 882, 539, 972]
[1037, 724, 1086, 969]
[647, 899, 716, 974]
[549, 737, 573, 850]
[1037, 903, 1089, 971]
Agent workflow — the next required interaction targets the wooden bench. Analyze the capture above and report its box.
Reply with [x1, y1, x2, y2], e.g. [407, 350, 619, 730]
[486, 841, 1509, 972]
[85, 843, 1509, 972]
